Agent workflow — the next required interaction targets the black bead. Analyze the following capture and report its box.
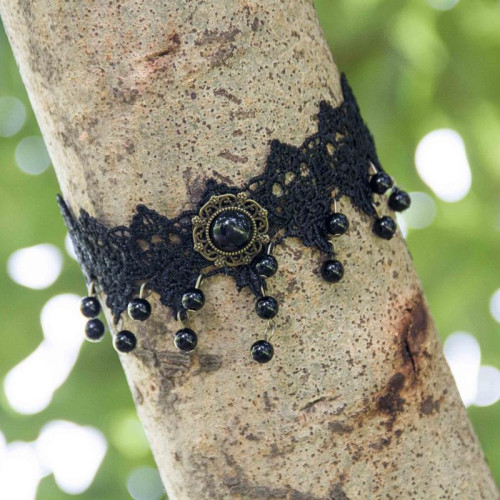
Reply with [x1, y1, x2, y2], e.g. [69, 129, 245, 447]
[209, 210, 254, 252]
[321, 260, 344, 283]
[370, 172, 393, 194]
[181, 288, 205, 311]
[251, 340, 274, 363]
[80, 296, 101, 318]
[255, 254, 278, 278]
[84, 319, 105, 342]
[255, 296, 279, 319]
[114, 330, 137, 353]
[373, 216, 397, 240]
[388, 188, 411, 212]
[127, 298, 151, 321]
[327, 212, 349, 235]
[174, 328, 198, 352]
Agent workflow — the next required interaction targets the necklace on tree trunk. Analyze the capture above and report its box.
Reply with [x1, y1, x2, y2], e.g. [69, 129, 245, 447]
[60, 74, 410, 364]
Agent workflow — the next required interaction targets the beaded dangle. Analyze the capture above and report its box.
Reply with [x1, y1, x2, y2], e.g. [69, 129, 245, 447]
[128, 283, 152, 322]
[112, 283, 152, 353]
[369, 163, 411, 239]
[114, 327, 137, 353]
[321, 196, 347, 284]
[174, 274, 205, 352]
[251, 244, 279, 363]
[80, 282, 140, 352]
[80, 282, 105, 342]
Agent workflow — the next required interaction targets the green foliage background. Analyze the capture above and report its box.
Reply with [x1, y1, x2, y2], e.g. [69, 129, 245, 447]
[1, 1, 499, 497]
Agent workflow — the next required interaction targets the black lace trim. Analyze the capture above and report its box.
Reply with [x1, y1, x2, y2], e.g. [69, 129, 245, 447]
[59, 74, 385, 323]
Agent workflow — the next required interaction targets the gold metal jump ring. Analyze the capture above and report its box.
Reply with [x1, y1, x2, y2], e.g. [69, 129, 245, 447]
[116, 315, 125, 331]
[195, 274, 204, 289]
[264, 319, 277, 341]
[176, 309, 189, 326]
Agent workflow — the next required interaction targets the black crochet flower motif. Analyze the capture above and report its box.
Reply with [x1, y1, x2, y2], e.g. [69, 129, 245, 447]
[59, 74, 388, 323]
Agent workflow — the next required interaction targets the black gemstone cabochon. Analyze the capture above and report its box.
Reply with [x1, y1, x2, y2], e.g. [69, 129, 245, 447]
[209, 210, 254, 252]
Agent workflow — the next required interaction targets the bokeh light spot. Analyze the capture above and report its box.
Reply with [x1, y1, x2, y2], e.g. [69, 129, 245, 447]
[395, 213, 408, 239]
[0, 441, 45, 500]
[415, 129, 471, 202]
[15, 136, 51, 175]
[64, 233, 78, 261]
[474, 366, 500, 407]
[0, 431, 6, 461]
[443, 331, 480, 407]
[399, 192, 437, 230]
[127, 467, 165, 500]
[36, 421, 107, 495]
[489, 289, 500, 323]
[4, 343, 65, 414]
[0, 96, 26, 137]
[7, 244, 63, 290]
[110, 413, 151, 459]
[426, 0, 459, 11]
[4, 294, 85, 414]
[40, 293, 86, 349]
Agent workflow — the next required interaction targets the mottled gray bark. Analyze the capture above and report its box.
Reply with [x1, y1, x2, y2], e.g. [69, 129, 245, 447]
[1, 1, 497, 498]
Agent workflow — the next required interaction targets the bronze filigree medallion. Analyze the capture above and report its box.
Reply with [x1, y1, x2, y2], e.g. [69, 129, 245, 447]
[192, 193, 270, 267]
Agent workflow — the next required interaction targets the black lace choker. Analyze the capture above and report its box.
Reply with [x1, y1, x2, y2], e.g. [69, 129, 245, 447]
[60, 74, 411, 363]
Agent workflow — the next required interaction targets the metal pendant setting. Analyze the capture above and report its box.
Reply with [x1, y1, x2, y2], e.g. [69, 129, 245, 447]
[192, 192, 270, 268]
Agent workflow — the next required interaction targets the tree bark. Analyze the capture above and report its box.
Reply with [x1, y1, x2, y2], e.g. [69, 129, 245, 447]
[1, 1, 497, 498]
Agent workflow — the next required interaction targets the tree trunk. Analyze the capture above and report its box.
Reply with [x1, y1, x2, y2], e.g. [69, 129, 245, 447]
[1, 1, 497, 498]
